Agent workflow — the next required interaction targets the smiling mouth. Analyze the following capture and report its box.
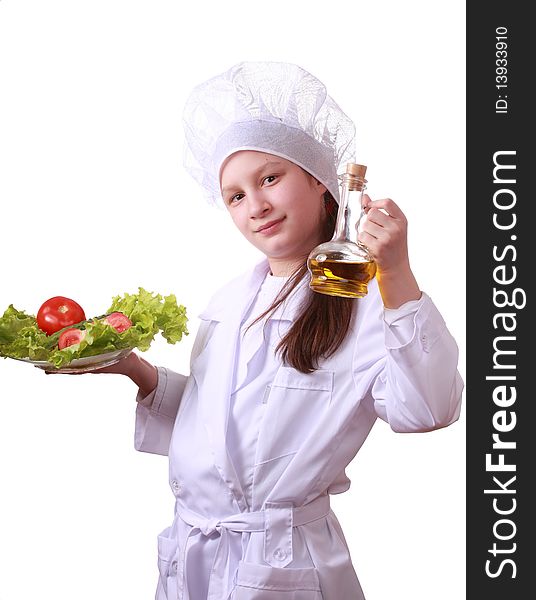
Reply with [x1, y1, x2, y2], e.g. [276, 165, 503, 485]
[255, 217, 285, 233]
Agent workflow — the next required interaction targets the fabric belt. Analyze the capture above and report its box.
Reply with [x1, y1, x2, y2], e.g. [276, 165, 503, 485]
[174, 494, 330, 600]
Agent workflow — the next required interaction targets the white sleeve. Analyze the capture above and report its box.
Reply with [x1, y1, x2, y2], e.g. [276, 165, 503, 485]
[132, 319, 215, 456]
[134, 366, 188, 456]
[353, 286, 464, 433]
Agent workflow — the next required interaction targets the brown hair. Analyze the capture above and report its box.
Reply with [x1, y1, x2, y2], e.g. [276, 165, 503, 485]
[249, 187, 355, 373]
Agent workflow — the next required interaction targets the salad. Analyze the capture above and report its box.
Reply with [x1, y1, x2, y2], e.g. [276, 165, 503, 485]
[0, 287, 188, 369]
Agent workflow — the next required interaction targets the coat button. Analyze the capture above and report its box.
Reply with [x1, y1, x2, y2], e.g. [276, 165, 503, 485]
[171, 560, 178, 573]
[421, 334, 429, 352]
[171, 479, 181, 495]
[273, 548, 288, 561]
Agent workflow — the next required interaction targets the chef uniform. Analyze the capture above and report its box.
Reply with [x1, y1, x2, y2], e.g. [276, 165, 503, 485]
[134, 62, 464, 599]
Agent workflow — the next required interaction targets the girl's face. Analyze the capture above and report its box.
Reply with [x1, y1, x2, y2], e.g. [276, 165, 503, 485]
[219, 151, 328, 276]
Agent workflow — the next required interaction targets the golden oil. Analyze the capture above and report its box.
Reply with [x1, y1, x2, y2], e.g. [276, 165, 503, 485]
[308, 257, 377, 298]
[307, 163, 377, 298]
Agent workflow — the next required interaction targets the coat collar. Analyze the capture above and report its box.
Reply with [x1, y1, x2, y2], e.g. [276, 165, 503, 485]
[191, 258, 311, 512]
[198, 258, 310, 325]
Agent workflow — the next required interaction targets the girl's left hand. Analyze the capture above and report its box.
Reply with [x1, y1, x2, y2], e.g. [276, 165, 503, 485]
[357, 194, 410, 275]
[357, 194, 422, 308]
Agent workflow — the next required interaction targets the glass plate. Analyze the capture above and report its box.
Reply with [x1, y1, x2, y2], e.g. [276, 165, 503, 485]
[13, 347, 134, 373]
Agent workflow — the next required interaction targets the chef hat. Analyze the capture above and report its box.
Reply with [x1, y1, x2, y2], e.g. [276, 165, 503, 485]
[182, 61, 356, 207]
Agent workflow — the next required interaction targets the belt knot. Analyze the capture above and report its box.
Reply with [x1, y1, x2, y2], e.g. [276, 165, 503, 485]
[199, 517, 221, 536]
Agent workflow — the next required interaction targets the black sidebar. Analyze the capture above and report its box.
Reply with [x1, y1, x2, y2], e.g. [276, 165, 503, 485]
[467, 3, 530, 599]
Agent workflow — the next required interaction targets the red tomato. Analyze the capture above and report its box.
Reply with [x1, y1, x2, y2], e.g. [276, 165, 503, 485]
[58, 328, 87, 350]
[36, 296, 86, 335]
[103, 312, 132, 333]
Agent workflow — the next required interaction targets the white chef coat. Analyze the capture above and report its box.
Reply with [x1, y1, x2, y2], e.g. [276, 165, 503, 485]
[134, 259, 464, 600]
[227, 272, 290, 509]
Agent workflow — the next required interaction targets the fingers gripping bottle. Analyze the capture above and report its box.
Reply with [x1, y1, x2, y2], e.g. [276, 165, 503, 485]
[307, 163, 377, 298]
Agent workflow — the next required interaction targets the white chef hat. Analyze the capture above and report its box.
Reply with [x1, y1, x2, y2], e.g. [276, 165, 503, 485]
[182, 61, 356, 207]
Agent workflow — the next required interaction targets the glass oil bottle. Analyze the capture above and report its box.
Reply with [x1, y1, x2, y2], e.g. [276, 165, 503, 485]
[307, 163, 377, 298]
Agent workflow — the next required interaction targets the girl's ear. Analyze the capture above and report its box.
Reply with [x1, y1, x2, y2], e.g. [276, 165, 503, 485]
[312, 176, 327, 195]
[324, 194, 338, 219]
[305, 170, 327, 197]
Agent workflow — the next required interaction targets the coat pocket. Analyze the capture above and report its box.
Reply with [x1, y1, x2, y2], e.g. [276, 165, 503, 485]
[255, 367, 334, 464]
[156, 526, 178, 600]
[231, 561, 323, 599]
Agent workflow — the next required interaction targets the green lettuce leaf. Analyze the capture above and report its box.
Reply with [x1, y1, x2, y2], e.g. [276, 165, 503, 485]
[0, 287, 188, 369]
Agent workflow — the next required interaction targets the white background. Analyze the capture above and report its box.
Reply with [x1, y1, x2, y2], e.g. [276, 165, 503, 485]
[0, 1, 466, 599]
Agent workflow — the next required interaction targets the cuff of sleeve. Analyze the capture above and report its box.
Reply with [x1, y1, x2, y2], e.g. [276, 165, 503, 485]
[383, 293, 426, 326]
[383, 293, 426, 348]
[384, 292, 447, 355]
[134, 367, 188, 455]
[135, 366, 180, 419]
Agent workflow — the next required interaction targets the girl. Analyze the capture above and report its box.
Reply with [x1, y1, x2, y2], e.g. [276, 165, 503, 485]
[66, 62, 463, 599]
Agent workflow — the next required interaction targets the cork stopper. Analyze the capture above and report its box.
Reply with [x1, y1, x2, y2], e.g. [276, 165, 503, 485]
[342, 162, 367, 191]
[346, 163, 367, 178]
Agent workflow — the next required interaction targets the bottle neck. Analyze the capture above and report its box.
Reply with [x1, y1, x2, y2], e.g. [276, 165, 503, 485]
[333, 175, 366, 242]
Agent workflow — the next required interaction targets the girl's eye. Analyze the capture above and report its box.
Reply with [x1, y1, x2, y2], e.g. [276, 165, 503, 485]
[229, 193, 244, 204]
[227, 175, 277, 204]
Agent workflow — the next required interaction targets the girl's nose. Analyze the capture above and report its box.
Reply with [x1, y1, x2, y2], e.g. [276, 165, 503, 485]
[247, 192, 271, 219]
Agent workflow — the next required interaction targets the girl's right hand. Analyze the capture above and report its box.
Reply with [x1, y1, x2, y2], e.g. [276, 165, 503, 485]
[44, 351, 159, 399]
